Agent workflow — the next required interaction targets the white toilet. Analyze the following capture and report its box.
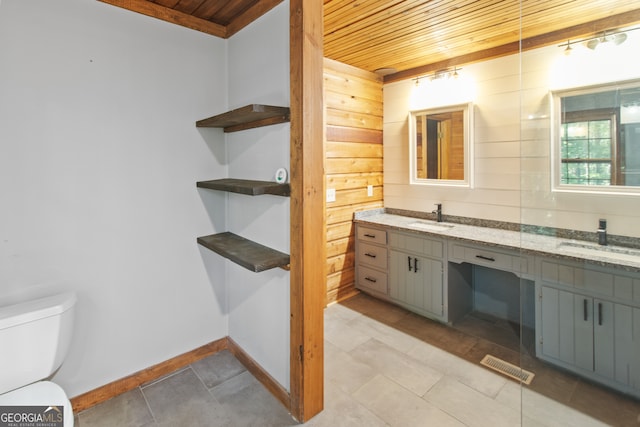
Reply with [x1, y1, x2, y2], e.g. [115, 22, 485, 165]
[0, 292, 77, 427]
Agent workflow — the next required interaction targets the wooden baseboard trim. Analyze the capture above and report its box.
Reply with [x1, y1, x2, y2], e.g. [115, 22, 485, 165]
[69, 336, 292, 416]
[70, 337, 228, 413]
[227, 337, 291, 410]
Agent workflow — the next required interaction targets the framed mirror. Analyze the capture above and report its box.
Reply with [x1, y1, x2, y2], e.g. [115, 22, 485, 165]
[551, 80, 640, 194]
[409, 103, 473, 187]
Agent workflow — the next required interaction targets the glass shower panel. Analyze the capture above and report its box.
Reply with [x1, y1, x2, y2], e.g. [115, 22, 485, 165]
[520, 7, 640, 427]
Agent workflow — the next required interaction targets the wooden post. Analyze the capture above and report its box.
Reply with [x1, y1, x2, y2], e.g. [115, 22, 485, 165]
[289, 0, 325, 422]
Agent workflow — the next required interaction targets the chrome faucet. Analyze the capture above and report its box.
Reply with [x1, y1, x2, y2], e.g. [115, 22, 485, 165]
[433, 203, 443, 222]
[598, 219, 607, 246]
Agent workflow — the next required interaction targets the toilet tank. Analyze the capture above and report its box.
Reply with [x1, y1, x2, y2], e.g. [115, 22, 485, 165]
[0, 292, 77, 395]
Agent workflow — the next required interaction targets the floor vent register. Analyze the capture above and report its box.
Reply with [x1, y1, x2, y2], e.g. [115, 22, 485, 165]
[480, 354, 535, 385]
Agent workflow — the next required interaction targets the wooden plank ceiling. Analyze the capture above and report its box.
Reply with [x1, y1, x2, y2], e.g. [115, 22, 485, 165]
[102, 0, 640, 81]
[324, 0, 640, 81]
[98, 0, 284, 38]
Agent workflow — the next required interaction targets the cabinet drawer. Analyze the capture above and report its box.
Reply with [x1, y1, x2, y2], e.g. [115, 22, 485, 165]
[450, 242, 530, 275]
[389, 231, 443, 258]
[357, 226, 387, 244]
[357, 265, 388, 294]
[357, 242, 388, 269]
[539, 259, 615, 297]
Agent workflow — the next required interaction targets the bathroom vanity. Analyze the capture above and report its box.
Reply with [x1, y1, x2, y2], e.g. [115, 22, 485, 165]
[354, 209, 640, 399]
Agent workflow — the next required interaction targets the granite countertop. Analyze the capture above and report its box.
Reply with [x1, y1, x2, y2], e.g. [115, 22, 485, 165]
[354, 209, 640, 272]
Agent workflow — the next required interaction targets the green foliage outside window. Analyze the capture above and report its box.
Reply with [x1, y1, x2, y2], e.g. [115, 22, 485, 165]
[560, 119, 612, 185]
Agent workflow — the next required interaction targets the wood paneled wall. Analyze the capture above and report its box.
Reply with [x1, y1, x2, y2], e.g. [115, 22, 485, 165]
[323, 58, 384, 304]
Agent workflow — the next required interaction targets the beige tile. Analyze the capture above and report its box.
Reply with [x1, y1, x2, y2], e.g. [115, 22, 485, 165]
[210, 371, 296, 426]
[78, 292, 638, 427]
[494, 381, 547, 426]
[394, 312, 479, 356]
[424, 376, 521, 427]
[191, 350, 246, 389]
[338, 293, 411, 325]
[408, 340, 508, 398]
[350, 338, 443, 396]
[521, 418, 550, 427]
[325, 340, 378, 394]
[405, 338, 459, 373]
[302, 381, 388, 427]
[347, 314, 422, 353]
[454, 312, 521, 352]
[140, 366, 191, 388]
[353, 374, 465, 427]
[325, 313, 372, 352]
[325, 301, 363, 323]
[521, 361, 578, 405]
[521, 387, 612, 427]
[569, 380, 640, 426]
[77, 388, 154, 427]
[494, 381, 521, 410]
[142, 368, 233, 427]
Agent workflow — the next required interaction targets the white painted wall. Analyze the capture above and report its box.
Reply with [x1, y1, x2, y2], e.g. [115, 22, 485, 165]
[0, 0, 229, 397]
[384, 31, 640, 238]
[226, 1, 291, 389]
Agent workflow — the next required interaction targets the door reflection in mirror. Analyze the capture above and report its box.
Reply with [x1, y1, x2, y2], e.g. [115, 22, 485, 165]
[409, 103, 472, 187]
[415, 110, 464, 180]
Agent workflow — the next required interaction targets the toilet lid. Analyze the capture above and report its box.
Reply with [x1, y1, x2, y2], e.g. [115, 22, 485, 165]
[0, 381, 73, 427]
[0, 292, 77, 330]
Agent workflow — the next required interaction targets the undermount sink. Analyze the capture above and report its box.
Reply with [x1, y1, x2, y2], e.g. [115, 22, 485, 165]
[556, 241, 640, 262]
[408, 221, 454, 232]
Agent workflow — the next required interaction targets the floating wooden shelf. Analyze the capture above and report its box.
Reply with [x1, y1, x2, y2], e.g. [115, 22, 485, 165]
[197, 178, 290, 196]
[196, 104, 290, 132]
[197, 232, 290, 272]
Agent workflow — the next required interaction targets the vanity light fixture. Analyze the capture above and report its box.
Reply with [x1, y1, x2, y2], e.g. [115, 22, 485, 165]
[413, 67, 461, 86]
[558, 26, 638, 54]
[585, 31, 627, 50]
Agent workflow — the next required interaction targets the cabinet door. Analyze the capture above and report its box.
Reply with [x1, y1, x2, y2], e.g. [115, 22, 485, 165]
[389, 249, 413, 303]
[613, 304, 640, 390]
[390, 250, 443, 317]
[422, 256, 444, 316]
[593, 299, 614, 380]
[540, 286, 594, 372]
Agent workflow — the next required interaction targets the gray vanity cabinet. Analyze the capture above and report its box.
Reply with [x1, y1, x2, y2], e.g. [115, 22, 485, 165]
[536, 258, 640, 397]
[355, 224, 450, 322]
[388, 231, 445, 321]
[355, 213, 640, 398]
[538, 286, 614, 378]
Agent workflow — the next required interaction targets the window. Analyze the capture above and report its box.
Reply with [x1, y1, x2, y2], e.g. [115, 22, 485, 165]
[560, 109, 616, 186]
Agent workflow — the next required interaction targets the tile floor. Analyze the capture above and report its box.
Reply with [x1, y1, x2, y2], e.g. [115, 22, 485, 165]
[76, 293, 640, 426]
